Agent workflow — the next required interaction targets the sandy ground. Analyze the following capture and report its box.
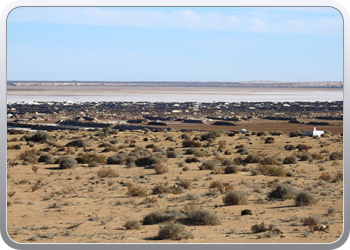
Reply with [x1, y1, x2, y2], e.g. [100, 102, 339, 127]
[6, 125, 343, 244]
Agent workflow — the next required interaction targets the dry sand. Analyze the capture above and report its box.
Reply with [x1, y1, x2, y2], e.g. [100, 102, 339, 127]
[6, 127, 343, 244]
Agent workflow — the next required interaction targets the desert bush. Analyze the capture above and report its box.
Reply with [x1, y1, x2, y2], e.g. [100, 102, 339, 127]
[181, 134, 190, 139]
[257, 131, 269, 136]
[329, 151, 343, 160]
[271, 131, 284, 136]
[289, 130, 303, 137]
[184, 148, 196, 155]
[124, 219, 141, 230]
[22, 132, 54, 143]
[199, 160, 217, 170]
[106, 154, 126, 165]
[18, 148, 37, 160]
[88, 161, 99, 168]
[284, 145, 296, 151]
[268, 183, 297, 199]
[264, 137, 275, 144]
[57, 156, 78, 169]
[210, 181, 234, 194]
[76, 153, 106, 164]
[182, 139, 202, 148]
[222, 158, 234, 166]
[295, 191, 318, 206]
[127, 184, 149, 197]
[65, 139, 91, 147]
[224, 165, 240, 174]
[200, 131, 221, 141]
[251, 222, 272, 233]
[298, 153, 313, 162]
[153, 164, 169, 174]
[97, 167, 119, 178]
[244, 154, 263, 164]
[143, 210, 186, 225]
[194, 149, 209, 157]
[311, 153, 324, 160]
[135, 154, 164, 167]
[260, 156, 282, 166]
[158, 223, 194, 240]
[319, 172, 332, 182]
[296, 144, 312, 152]
[177, 180, 192, 189]
[185, 157, 200, 163]
[236, 147, 250, 155]
[185, 193, 199, 200]
[283, 156, 298, 164]
[167, 151, 180, 158]
[152, 184, 172, 194]
[38, 153, 55, 164]
[222, 191, 248, 205]
[252, 165, 286, 177]
[333, 172, 343, 182]
[187, 209, 221, 225]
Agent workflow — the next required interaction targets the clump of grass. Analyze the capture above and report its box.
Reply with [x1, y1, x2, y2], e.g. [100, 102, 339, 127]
[187, 209, 221, 225]
[333, 172, 343, 182]
[222, 191, 248, 205]
[199, 160, 217, 170]
[224, 165, 240, 174]
[319, 172, 332, 182]
[158, 223, 194, 240]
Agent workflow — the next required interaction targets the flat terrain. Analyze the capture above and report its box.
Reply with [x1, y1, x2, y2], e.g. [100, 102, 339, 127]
[6, 127, 343, 244]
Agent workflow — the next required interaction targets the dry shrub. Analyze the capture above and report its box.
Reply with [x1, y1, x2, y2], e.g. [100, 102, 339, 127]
[107, 154, 126, 164]
[187, 209, 221, 225]
[97, 167, 119, 178]
[182, 139, 202, 148]
[57, 156, 78, 169]
[298, 153, 313, 162]
[319, 172, 332, 182]
[289, 130, 303, 137]
[329, 151, 343, 160]
[311, 153, 325, 160]
[76, 153, 106, 164]
[177, 180, 192, 189]
[284, 145, 296, 151]
[257, 131, 269, 136]
[124, 219, 141, 230]
[152, 184, 172, 194]
[185, 157, 200, 163]
[251, 222, 270, 233]
[283, 156, 298, 164]
[222, 191, 248, 205]
[265, 137, 275, 144]
[31, 165, 39, 174]
[244, 154, 263, 164]
[296, 144, 312, 152]
[260, 156, 282, 166]
[253, 165, 286, 177]
[268, 184, 297, 199]
[210, 181, 234, 194]
[333, 172, 343, 182]
[295, 191, 318, 206]
[127, 184, 149, 197]
[158, 223, 194, 240]
[153, 164, 169, 174]
[18, 148, 37, 160]
[199, 160, 217, 170]
[224, 165, 240, 174]
[38, 153, 55, 164]
[88, 161, 99, 168]
[143, 210, 185, 225]
[65, 139, 91, 147]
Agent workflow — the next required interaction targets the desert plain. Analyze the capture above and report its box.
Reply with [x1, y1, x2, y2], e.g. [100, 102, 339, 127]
[6, 123, 343, 244]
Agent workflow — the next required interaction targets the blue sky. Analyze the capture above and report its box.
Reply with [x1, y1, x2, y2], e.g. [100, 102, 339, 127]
[7, 7, 343, 82]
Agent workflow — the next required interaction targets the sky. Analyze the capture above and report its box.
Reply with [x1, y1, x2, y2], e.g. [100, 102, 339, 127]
[6, 7, 343, 82]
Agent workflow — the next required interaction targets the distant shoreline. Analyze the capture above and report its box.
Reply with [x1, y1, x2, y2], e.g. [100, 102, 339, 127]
[7, 80, 343, 88]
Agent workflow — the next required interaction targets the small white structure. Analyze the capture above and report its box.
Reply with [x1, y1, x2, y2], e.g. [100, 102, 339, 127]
[305, 127, 324, 137]
[240, 128, 247, 133]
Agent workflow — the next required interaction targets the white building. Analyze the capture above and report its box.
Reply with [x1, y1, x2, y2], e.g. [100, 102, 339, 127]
[305, 127, 324, 137]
